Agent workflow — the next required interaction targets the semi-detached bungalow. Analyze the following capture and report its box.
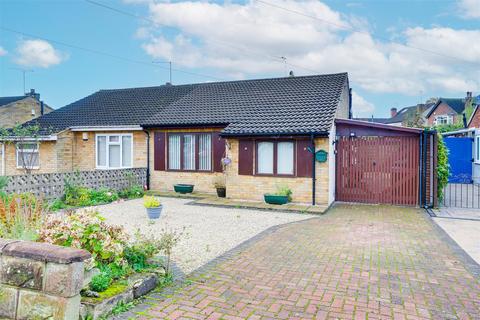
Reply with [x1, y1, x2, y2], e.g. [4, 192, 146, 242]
[0, 73, 351, 206]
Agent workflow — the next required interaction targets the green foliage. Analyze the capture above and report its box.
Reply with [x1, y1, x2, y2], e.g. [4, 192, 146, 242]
[436, 134, 450, 202]
[89, 188, 119, 204]
[62, 172, 120, 207]
[0, 177, 8, 191]
[156, 228, 183, 274]
[111, 301, 135, 315]
[89, 273, 112, 292]
[434, 123, 464, 133]
[124, 231, 163, 272]
[118, 185, 144, 199]
[143, 195, 161, 208]
[464, 99, 475, 122]
[274, 185, 293, 202]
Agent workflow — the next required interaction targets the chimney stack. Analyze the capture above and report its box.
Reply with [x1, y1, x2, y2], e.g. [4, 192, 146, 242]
[467, 92, 473, 99]
[27, 88, 40, 101]
[390, 107, 397, 118]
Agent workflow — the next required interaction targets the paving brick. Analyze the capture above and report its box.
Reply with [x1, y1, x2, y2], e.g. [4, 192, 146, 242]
[132, 205, 480, 320]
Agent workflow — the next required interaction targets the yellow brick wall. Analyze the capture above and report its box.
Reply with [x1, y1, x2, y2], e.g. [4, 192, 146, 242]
[2, 141, 57, 175]
[71, 131, 147, 170]
[224, 138, 329, 205]
[0, 130, 147, 176]
[148, 127, 330, 205]
[149, 128, 224, 193]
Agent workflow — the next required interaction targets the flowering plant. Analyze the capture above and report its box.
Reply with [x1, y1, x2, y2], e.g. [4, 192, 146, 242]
[39, 210, 128, 268]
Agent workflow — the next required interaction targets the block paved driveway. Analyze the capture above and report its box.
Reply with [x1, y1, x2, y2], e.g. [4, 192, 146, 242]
[132, 204, 480, 320]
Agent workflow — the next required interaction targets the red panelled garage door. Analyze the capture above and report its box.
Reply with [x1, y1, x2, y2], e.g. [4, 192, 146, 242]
[336, 136, 420, 206]
[334, 118, 426, 206]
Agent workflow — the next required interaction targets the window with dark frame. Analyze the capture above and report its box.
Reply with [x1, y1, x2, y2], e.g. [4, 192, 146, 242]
[167, 133, 213, 171]
[256, 140, 295, 176]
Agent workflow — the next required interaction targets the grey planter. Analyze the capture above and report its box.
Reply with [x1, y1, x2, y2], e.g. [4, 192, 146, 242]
[146, 205, 163, 219]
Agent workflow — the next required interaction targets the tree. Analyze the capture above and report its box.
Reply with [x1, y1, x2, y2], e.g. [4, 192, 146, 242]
[0, 124, 45, 175]
[403, 107, 424, 128]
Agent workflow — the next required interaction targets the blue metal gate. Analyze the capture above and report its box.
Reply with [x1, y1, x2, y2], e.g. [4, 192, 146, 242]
[444, 137, 473, 183]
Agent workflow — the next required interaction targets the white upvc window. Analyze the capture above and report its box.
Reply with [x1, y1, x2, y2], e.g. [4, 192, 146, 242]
[16, 143, 40, 169]
[434, 115, 452, 125]
[96, 134, 133, 169]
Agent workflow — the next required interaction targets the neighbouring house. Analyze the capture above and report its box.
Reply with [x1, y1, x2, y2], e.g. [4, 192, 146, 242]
[0, 73, 351, 206]
[425, 93, 474, 126]
[384, 103, 436, 127]
[0, 89, 53, 128]
[466, 94, 480, 128]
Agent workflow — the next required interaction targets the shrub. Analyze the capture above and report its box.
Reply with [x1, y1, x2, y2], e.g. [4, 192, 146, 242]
[118, 185, 144, 199]
[275, 185, 293, 202]
[437, 133, 449, 202]
[89, 188, 119, 204]
[144, 196, 160, 208]
[157, 228, 183, 274]
[89, 272, 112, 292]
[124, 231, 163, 272]
[39, 210, 129, 267]
[0, 193, 47, 241]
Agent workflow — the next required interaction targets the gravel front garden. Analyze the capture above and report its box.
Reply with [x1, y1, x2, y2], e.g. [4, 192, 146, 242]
[97, 197, 314, 274]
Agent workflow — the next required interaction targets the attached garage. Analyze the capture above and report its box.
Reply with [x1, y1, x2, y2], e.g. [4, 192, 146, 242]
[334, 119, 437, 207]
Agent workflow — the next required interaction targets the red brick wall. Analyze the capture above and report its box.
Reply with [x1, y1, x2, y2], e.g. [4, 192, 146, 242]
[426, 102, 459, 126]
[468, 107, 480, 128]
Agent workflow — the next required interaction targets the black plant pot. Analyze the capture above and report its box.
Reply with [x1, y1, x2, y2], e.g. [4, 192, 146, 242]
[216, 187, 226, 198]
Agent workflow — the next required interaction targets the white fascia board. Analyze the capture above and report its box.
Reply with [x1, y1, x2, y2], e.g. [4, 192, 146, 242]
[69, 126, 143, 132]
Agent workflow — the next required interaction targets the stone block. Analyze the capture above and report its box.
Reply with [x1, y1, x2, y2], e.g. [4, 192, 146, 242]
[2, 241, 90, 264]
[0, 285, 18, 319]
[16, 290, 81, 320]
[44, 262, 84, 298]
[1, 256, 44, 290]
[131, 273, 158, 298]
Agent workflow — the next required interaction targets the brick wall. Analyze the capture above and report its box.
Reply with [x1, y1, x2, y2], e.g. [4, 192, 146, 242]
[225, 138, 330, 205]
[1, 130, 147, 176]
[71, 131, 147, 170]
[0, 97, 53, 128]
[148, 127, 330, 205]
[3, 141, 57, 175]
[468, 107, 480, 128]
[149, 128, 224, 193]
[426, 102, 459, 126]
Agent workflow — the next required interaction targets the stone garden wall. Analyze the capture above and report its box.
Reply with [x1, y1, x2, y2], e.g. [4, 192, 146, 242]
[0, 239, 90, 319]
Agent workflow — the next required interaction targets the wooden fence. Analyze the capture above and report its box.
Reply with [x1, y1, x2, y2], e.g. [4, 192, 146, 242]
[3, 168, 147, 199]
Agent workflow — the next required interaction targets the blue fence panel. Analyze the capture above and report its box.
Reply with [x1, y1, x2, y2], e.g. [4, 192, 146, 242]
[444, 137, 473, 183]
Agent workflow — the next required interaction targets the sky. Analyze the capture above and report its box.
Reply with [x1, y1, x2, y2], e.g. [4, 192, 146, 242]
[0, 0, 479, 118]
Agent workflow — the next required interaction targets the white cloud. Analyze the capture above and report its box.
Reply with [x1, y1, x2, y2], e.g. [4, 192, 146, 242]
[352, 92, 375, 117]
[134, 0, 480, 95]
[458, 0, 480, 19]
[0, 46, 7, 56]
[15, 39, 66, 68]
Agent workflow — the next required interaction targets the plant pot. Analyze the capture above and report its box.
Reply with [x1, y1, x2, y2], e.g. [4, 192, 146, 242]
[146, 205, 163, 219]
[264, 194, 289, 205]
[216, 187, 226, 198]
[174, 184, 194, 194]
